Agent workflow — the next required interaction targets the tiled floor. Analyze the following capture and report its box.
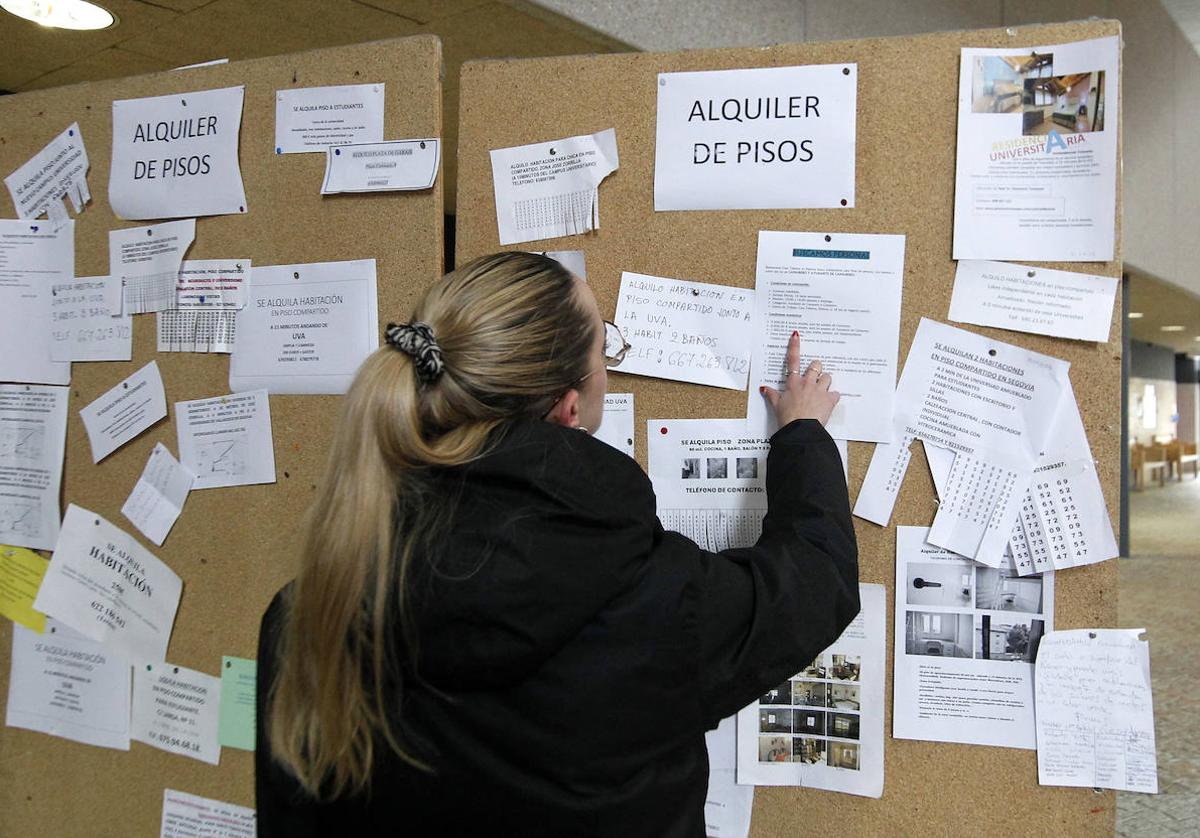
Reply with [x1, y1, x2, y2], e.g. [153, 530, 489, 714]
[1115, 476, 1200, 836]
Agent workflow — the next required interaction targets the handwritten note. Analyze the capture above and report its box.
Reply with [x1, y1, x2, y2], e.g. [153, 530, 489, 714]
[1035, 628, 1158, 793]
[51, 276, 132, 362]
[121, 443, 194, 546]
[612, 272, 754, 390]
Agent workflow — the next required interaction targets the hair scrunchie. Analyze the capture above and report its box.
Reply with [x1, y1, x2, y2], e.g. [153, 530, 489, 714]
[384, 321, 444, 384]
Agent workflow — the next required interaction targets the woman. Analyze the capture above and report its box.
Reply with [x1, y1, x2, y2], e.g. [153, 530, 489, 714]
[256, 252, 858, 836]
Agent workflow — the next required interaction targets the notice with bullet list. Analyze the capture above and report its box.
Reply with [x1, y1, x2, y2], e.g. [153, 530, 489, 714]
[745, 231, 905, 444]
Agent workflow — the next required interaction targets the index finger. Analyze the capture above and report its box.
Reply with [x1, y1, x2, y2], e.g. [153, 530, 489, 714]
[786, 330, 800, 376]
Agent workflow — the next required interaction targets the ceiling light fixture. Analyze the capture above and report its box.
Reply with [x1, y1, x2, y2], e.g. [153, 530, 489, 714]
[1127, 312, 1143, 318]
[1, 0, 114, 30]
[1161, 325, 1186, 332]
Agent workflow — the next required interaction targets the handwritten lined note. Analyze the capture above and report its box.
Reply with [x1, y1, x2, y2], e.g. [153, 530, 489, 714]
[1035, 628, 1158, 793]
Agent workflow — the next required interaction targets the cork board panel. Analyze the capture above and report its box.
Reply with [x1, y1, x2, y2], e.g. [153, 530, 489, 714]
[0, 35, 442, 838]
[417, 0, 635, 212]
[456, 20, 1121, 837]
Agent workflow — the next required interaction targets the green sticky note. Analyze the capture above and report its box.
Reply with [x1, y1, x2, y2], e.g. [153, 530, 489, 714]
[219, 655, 256, 751]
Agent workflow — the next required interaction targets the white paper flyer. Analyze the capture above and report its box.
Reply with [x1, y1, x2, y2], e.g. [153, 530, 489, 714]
[953, 37, 1119, 261]
[593, 393, 634, 458]
[490, 128, 619, 245]
[648, 418, 771, 551]
[230, 260, 379, 395]
[735, 583, 885, 798]
[132, 660, 222, 764]
[5, 122, 91, 221]
[0, 383, 68, 551]
[6, 618, 131, 750]
[176, 390, 276, 490]
[34, 504, 183, 662]
[892, 526, 1053, 749]
[109, 86, 248, 220]
[654, 65, 857, 210]
[613, 272, 754, 390]
[746, 231, 904, 443]
[0, 219, 73, 385]
[50, 276, 132, 362]
[275, 83, 384, 154]
[1035, 629, 1157, 793]
[949, 260, 1117, 343]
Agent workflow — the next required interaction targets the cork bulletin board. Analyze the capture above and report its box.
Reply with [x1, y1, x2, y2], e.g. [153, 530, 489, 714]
[455, 20, 1122, 837]
[0, 35, 443, 837]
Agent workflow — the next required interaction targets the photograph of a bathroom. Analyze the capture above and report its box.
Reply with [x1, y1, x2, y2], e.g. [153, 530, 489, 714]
[759, 708, 792, 734]
[827, 741, 860, 770]
[759, 735, 790, 763]
[905, 561, 973, 607]
[905, 611, 974, 658]
[827, 712, 861, 740]
[792, 680, 827, 707]
[827, 684, 860, 711]
[794, 709, 826, 736]
[830, 654, 860, 681]
[975, 615, 1046, 663]
[793, 737, 826, 765]
[975, 567, 1044, 613]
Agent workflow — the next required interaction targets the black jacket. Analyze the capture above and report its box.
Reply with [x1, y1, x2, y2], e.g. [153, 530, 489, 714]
[256, 417, 859, 837]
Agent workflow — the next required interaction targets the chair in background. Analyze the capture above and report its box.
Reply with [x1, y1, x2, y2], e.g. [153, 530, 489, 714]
[1131, 443, 1169, 490]
[1144, 443, 1170, 488]
[1176, 441, 1199, 480]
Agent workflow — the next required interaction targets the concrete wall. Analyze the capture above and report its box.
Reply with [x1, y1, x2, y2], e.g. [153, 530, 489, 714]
[1177, 382, 1198, 443]
[1175, 354, 1200, 443]
[537, 0, 1200, 297]
[1131, 339, 1177, 379]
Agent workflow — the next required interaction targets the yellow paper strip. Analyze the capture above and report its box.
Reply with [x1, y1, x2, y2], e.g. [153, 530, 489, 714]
[0, 545, 49, 633]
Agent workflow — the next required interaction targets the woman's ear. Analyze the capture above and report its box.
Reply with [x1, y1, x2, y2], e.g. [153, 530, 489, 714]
[544, 389, 582, 428]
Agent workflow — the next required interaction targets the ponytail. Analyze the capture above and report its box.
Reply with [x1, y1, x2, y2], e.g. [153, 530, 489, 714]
[267, 253, 595, 798]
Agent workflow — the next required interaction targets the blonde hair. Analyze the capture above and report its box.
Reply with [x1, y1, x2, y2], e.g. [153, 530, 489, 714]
[267, 252, 595, 799]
